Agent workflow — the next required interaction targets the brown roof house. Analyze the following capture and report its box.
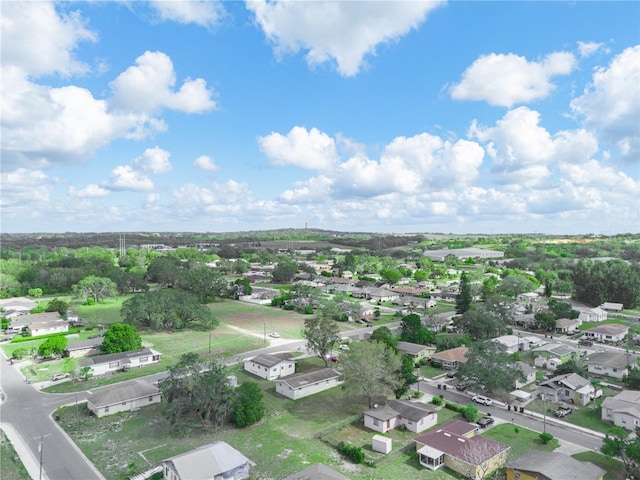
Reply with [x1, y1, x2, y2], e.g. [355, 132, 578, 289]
[430, 346, 469, 370]
[363, 399, 437, 433]
[86, 379, 161, 418]
[275, 368, 343, 400]
[162, 441, 251, 480]
[414, 420, 510, 480]
[507, 450, 605, 480]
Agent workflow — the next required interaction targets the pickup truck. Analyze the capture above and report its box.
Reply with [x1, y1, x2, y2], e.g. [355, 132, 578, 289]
[554, 406, 573, 418]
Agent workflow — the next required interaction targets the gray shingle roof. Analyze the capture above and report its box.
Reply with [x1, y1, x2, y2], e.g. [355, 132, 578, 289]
[510, 450, 606, 480]
[87, 379, 160, 408]
[277, 368, 341, 388]
[80, 348, 155, 366]
[163, 441, 250, 480]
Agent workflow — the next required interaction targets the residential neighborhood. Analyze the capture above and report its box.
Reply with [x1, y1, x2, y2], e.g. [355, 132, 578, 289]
[1, 231, 639, 480]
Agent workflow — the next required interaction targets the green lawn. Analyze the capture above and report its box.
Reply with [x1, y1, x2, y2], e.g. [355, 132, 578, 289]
[0, 431, 30, 480]
[76, 296, 132, 326]
[524, 398, 614, 434]
[482, 423, 559, 458]
[573, 451, 627, 480]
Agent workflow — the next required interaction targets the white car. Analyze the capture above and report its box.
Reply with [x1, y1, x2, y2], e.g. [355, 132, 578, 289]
[339, 344, 350, 351]
[269, 332, 280, 338]
[472, 395, 493, 406]
[51, 373, 70, 381]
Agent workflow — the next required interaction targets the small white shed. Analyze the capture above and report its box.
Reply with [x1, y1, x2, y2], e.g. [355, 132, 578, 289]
[372, 435, 392, 454]
[510, 390, 532, 402]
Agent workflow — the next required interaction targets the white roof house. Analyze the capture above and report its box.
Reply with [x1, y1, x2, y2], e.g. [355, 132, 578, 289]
[87, 379, 161, 418]
[162, 441, 251, 480]
[602, 390, 640, 431]
[243, 353, 296, 381]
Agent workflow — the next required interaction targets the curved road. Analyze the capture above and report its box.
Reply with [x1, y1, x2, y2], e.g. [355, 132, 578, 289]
[0, 353, 104, 480]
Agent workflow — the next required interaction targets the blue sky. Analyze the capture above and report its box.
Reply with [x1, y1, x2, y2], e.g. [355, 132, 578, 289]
[1, 1, 639, 235]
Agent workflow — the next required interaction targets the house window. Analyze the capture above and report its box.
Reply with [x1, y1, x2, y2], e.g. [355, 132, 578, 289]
[139, 356, 148, 363]
[149, 396, 153, 402]
[373, 418, 380, 426]
[122, 402, 127, 405]
[105, 406, 109, 413]
[152, 355, 160, 361]
[109, 362, 119, 368]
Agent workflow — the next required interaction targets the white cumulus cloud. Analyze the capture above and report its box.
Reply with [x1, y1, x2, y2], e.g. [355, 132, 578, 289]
[109, 51, 217, 113]
[134, 146, 173, 173]
[149, 0, 225, 28]
[247, 0, 443, 77]
[109, 165, 154, 191]
[193, 155, 220, 171]
[258, 126, 338, 170]
[450, 51, 576, 107]
[577, 41, 607, 58]
[571, 45, 640, 162]
[68, 184, 111, 198]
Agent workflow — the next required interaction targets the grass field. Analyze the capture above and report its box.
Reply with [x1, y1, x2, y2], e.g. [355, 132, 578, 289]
[0, 431, 30, 480]
[56, 361, 471, 480]
[482, 423, 559, 458]
[572, 451, 627, 480]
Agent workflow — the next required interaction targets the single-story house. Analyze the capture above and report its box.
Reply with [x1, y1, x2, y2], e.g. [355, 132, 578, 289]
[584, 324, 629, 343]
[283, 463, 349, 480]
[601, 390, 640, 431]
[515, 362, 536, 389]
[65, 336, 104, 358]
[86, 379, 161, 418]
[430, 347, 469, 370]
[492, 335, 528, 354]
[27, 320, 69, 337]
[244, 353, 296, 380]
[555, 318, 580, 334]
[364, 399, 437, 434]
[0, 297, 37, 319]
[393, 296, 436, 310]
[414, 420, 510, 480]
[80, 348, 161, 376]
[396, 341, 436, 361]
[507, 450, 605, 480]
[9, 312, 64, 334]
[429, 292, 459, 303]
[587, 351, 638, 379]
[162, 441, 251, 480]
[532, 342, 579, 363]
[579, 307, 607, 323]
[539, 373, 594, 406]
[275, 368, 342, 400]
[534, 356, 563, 371]
[601, 302, 624, 312]
[368, 288, 400, 303]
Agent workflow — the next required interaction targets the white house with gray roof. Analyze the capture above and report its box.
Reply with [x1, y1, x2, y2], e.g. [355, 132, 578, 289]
[579, 307, 608, 323]
[80, 348, 161, 376]
[587, 351, 638, 379]
[244, 353, 296, 381]
[86, 379, 161, 417]
[584, 323, 629, 342]
[275, 368, 342, 400]
[601, 390, 640, 431]
[364, 399, 437, 433]
[539, 373, 594, 406]
[162, 441, 251, 480]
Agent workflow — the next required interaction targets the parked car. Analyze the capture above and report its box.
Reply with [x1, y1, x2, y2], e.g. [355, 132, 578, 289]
[554, 406, 573, 418]
[339, 344, 350, 351]
[472, 395, 493, 406]
[269, 332, 280, 338]
[477, 416, 495, 428]
[578, 339, 593, 346]
[446, 369, 457, 378]
[456, 382, 470, 391]
[51, 373, 70, 381]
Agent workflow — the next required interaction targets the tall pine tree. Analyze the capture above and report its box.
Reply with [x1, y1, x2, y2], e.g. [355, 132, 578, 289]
[456, 272, 472, 314]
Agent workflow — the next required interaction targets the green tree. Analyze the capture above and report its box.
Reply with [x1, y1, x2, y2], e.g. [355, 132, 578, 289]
[495, 274, 535, 297]
[72, 276, 117, 304]
[480, 276, 499, 301]
[535, 312, 557, 332]
[340, 340, 403, 408]
[456, 341, 524, 394]
[370, 326, 396, 348]
[548, 298, 580, 320]
[62, 357, 79, 382]
[461, 403, 478, 422]
[45, 298, 69, 317]
[456, 272, 472, 314]
[79, 366, 93, 382]
[271, 259, 298, 283]
[159, 353, 235, 427]
[302, 316, 341, 367]
[624, 369, 640, 390]
[380, 268, 402, 284]
[121, 289, 218, 330]
[601, 427, 640, 480]
[553, 358, 587, 377]
[233, 381, 265, 427]
[146, 256, 183, 286]
[394, 355, 419, 399]
[400, 313, 434, 345]
[28, 288, 43, 298]
[100, 323, 142, 354]
[177, 265, 229, 303]
[37, 336, 68, 357]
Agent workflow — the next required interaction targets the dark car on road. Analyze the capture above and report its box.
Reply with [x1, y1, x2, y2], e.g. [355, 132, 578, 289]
[477, 416, 495, 428]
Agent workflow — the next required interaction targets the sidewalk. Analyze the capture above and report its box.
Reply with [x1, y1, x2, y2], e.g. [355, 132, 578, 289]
[0, 423, 50, 480]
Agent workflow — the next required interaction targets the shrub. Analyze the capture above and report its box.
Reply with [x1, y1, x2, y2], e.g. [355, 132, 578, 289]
[445, 402, 460, 412]
[539, 432, 554, 444]
[431, 396, 443, 406]
[337, 441, 365, 464]
[12, 347, 28, 359]
[461, 404, 478, 422]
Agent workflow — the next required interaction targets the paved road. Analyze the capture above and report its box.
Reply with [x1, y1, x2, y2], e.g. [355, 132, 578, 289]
[0, 353, 104, 480]
[415, 380, 604, 452]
